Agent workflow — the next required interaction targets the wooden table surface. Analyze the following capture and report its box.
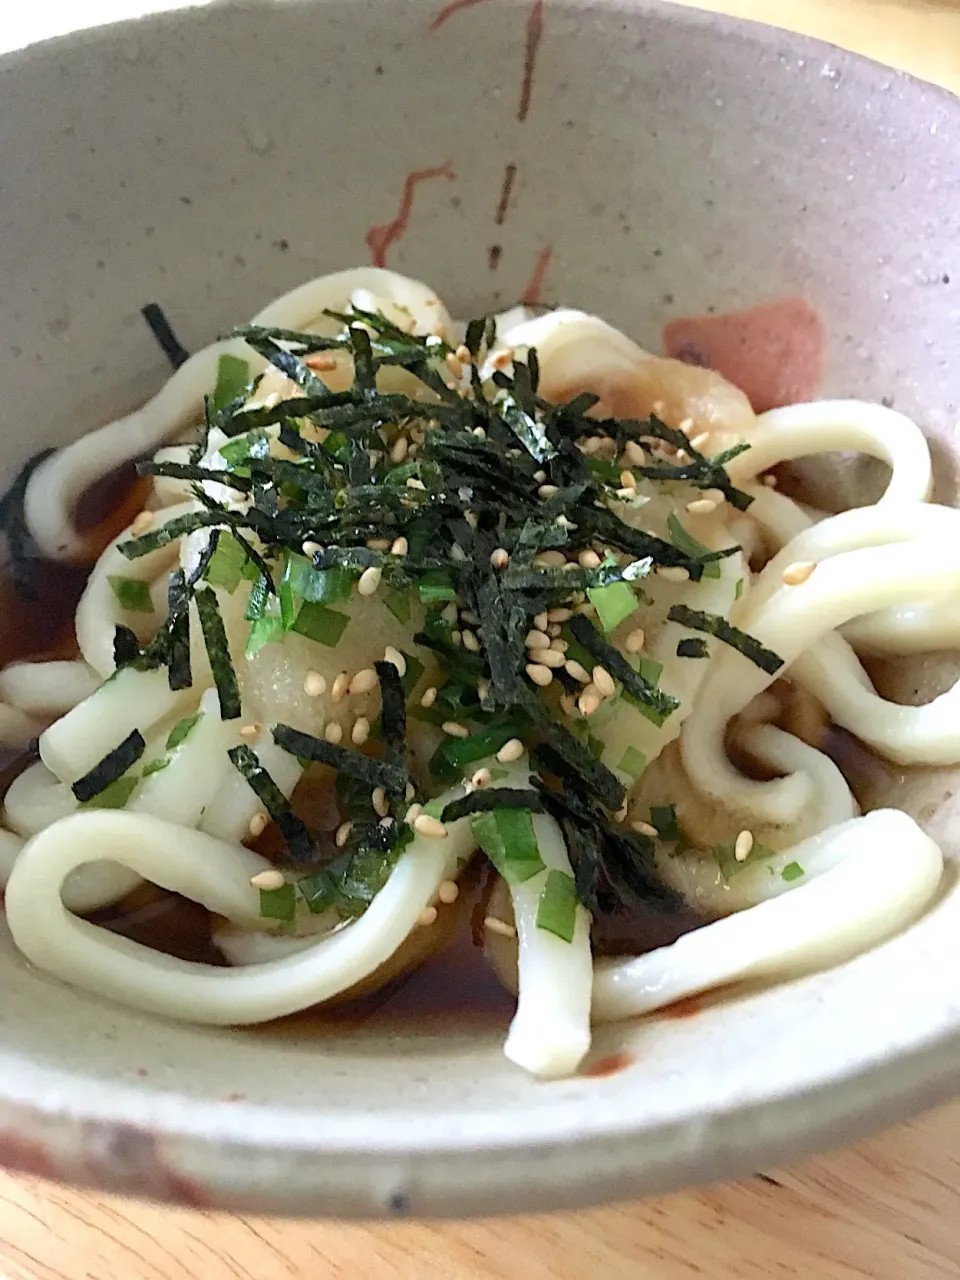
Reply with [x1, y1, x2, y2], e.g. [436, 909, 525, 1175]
[3, 1, 960, 1277]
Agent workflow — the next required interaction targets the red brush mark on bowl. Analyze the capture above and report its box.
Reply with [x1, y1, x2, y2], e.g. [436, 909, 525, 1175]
[663, 299, 824, 412]
[660, 994, 704, 1020]
[0, 1130, 61, 1180]
[495, 161, 518, 226]
[429, 0, 491, 31]
[365, 163, 455, 268]
[583, 1052, 635, 1079]
[518, 0, 545, 122]
[520, 245, 553, 305]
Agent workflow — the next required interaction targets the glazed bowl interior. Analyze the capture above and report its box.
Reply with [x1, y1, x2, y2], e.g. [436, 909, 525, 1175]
[1, 0, 960, 1218]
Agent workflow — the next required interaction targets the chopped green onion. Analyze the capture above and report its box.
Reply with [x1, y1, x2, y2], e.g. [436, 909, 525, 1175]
[280, 552, 353, 626]
[536, 869, 578, 942]
[471, 807, 545, 883]
[297, 869, 338, 915]
[418, 569, 457, 604]
[781, 861, 805, 882]
[400, 651, 424, 697]
[384, 589, 412, 625]
[79, 775, 140, 810]
[667, 512, 721, 580]
[203, 531, 248, 593]
[212, 354, 251, 412]
[429, 719, 526, 785]
[246, 611, 285, 659]
[291, 602, 350, 647]
[71, 730, 146, 804]
[617, 746, 647, 780]
[107, 576, 154, 614]
[166, 711, 204, 751]
[735, 577, 745, 601]
[587, 581, 639, 632]
[259, 882, 296, 921]
[637, 656, 663, 685]
[142, 756, 171, 778]
[441, 787, 543, 823]
[218, 429, 271, 467]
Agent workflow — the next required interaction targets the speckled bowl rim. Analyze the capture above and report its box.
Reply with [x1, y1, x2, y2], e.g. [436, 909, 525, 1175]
[2, 0, 960, 1218]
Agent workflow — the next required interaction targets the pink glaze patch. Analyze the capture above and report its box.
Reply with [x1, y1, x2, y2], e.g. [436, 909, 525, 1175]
[663, 298, 824, 412]
[520, 245, 553, 306]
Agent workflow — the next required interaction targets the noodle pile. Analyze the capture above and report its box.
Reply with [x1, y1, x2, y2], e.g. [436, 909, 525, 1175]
[0, 268, 946, 1078]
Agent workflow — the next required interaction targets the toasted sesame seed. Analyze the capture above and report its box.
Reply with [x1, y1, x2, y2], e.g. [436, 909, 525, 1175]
[619, 469, 636, 491]
[615, 488, 638, 501]
[357, 565, 383, 596]
[526, 663, 554, 688]
[782, 560, 816, 586]
[555, 514, 577, 531]
[472, 426, 487, 439]
[625, 628, 646, 654]
[331, 671, 349, 703]
[349, 668, 379, 696]
[302, 540, 321, 558]
[336, 821, 353, 848]
[383, 645, 406, 676]
[372, 786, 389, 817]
[464, 510, 478, 530]
[366, 536, 391, 552]
[657, 566, 691, 583]
[547, 622, 563, 637]
[477, 677, 490, 703]
[624, 441, 646, 466]
[379, 816, 395, 829]
[248, 812, 269, 838]
[352, 716, 371, 745]
[484, 916, 517, 938]
[405, 781, 415, 801]
[419, 905, 439, 926]
[534, 612, 549, 631]
[559, 693, 576, 717]
[303, 671, 327, 697]
[238, 722, 261, 743]
[614, 804, 629, 823]
[450, 630, 462, 647]
[405, 476, 426, 491]
[496, 738, 524, 764]
[441, 601, 458, 625]
[538, 484, 559, 500]
[438, 879, 460, 904]
[525, 629, 551, 650]
[537, 647, 566, 668]
[324, 721, 343, 744]
[306, 353, 338, 372]
[404, 803, 423, 826]
[632, 821, 659, 838]
[131, 510, 154, 535]
[420, 686, 438, 708]
[578, 549, 602, 570]
[455, 344, 472, 365]
[414, 813, 448, 839]
[471, 767, 493, 790]
[533, 550, 567, 568]
[533, 470, 547, 483]
[490, 547, 510, 569]
[678, 418, 694, 433]
[462, 629, 480, 653]
[592, 665, 616, 697]
[390, 535, 409, 556]
[442, 721, 470, 738]
[389, 435, 409, 464]
[250, 868, 285, 890]
[550, 638, 569, 653]
[690, 432, 712, 451]
[547, 608, 573, 624]
[564, 659, 591, 684]
[735, 830, 754, 861]
[763, 473, 778, 488]
[445, 352, 463, 379]
[686, 498, 717, 515]
[578, 687, 601, 716]
[491, 347, 515, 370]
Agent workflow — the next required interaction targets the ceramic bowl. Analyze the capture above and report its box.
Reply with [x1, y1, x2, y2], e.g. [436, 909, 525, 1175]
[0, 0, 959, 1218]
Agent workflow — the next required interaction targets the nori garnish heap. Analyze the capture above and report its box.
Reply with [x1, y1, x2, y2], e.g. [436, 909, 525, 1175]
[97, 300, 774, 919]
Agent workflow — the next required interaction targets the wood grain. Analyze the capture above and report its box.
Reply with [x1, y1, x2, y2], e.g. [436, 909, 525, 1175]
[3, 2, 960, 1277]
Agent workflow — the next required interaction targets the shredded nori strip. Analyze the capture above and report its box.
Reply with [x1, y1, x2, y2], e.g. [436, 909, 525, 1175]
[194, 587, 240, 718]
[0, 448, 54, 597]
[139, 460, 254, 495]
[667, 604, 784, 675]
[374, 660, 407, 774]
[441, 788, 544, 824]
[567, 613, 680, 719]
[141, 303, 190, 369]
[272, 724, 408, 795]
[227, 744, 314, 862]
[71, 730, 146, 803]
[112, 625, 142, 669]
[165, 569, 192, 691]
[676, 636, 709, 659]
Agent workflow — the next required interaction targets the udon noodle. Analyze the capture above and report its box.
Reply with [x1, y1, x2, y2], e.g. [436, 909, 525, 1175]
[0, 267, 948, 1078]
